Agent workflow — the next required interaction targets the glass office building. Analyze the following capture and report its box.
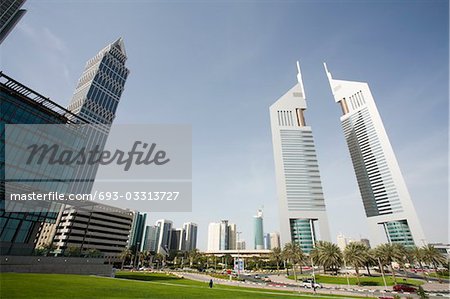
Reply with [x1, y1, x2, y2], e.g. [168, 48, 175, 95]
[0, 72, 87, 255]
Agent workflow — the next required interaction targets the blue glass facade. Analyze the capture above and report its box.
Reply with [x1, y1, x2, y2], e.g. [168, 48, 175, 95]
[289, 218, 316, 253]
[0, 73, 86, 255]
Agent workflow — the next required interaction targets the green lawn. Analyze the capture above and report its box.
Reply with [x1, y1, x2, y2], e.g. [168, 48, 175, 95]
[288, 274, 424, 286]
[0, 272, 374, 299]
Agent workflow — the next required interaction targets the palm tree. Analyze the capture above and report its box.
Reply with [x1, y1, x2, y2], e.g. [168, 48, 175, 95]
[140, 250, 151, 267]
[422, 244, 447, 275]
[270, 247, 283, 274]
[283, 242, 305, 281]
[154, 253, 165, 269]
[188, 249, 201, 267]
[344, 242, 369, 285]
[311, 241, 342, 275]
[410, 246, 426, 278]
[364, 248, 377, 276]
[119, 248, 132, 270]
[375, 243, 403, 284]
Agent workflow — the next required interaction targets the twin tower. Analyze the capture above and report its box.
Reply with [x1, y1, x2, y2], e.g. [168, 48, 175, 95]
[270, 62, 425, 252]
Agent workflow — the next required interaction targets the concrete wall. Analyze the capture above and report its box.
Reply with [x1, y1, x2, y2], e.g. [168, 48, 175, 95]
[0, 256, 112, 276]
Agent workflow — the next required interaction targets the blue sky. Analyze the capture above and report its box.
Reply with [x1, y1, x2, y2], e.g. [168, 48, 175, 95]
[2, 0, 448, 250]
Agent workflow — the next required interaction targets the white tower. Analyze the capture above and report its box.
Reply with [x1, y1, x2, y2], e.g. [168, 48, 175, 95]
[324, 63, 426, 247]
[270, 62, 331, 253]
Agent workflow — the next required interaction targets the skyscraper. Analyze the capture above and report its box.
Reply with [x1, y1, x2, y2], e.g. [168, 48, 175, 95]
[228, 223, 236, 250]
[129, 212, 147, 251]
[254, 209, 264, 250]
[142, 225, 158, 252]
[207, 220, 236, 251]
[324, 64, 426, 247]
[67, 37, 129, 126]
[155, 219, 172, 254]
[170, 228, 183, 251]
[207, 222, 221, 251]
[66, 38, 130, 194]
[263, 233, 271, 250]
[269, 232, 281, 249]
[182, 222, 198, 251]
[270, 62, 331, 253]
[0, 0, 27, 44]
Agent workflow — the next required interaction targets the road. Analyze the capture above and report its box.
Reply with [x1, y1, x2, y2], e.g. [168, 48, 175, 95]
[174, 271, 449, 299]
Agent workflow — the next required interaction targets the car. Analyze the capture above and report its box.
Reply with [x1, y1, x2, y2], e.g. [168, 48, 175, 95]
[392, 284, 417, 293]
[254, 274, 260, 279]
[301, 279, 322, 289]
[262, 276, 271, 282]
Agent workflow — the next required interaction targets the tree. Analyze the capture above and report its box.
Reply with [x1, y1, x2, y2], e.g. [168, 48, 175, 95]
[85, 248, 102, 258]
[283, 242, 306, 281]
[188, 249, 201, 268]
[375, 243, 404, 284]
[364, 248, 377, 276]
[119, 248, 132, 270]
[223, 253, 232, 269]
[311, 241, 342, 275]
[344, 242, 369, 285]
[65, 246, 82, 257]
[422, 244, 447, 279]
[270, 247, 283, 274]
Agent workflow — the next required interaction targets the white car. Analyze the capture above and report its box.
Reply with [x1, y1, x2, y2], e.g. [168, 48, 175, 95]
[301, 280, 322, 289]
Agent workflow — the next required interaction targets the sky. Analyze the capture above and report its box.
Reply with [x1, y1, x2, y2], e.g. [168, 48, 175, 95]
[1, 0, 448, 250]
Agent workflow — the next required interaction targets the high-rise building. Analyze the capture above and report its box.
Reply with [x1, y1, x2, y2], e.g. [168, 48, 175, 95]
[207, 220, 236, 251]
[170, 228, 183, 251]
[254, 209, 264, 250]
[228, 223, 236, 250]
[325, 64, 426, 247]
[67, 38, 129, 126]
[270, 62, 331, 253]
[0, 73, 87, 256]
[129, 212, 146, 251]
[269, 232, 281, 249]
[155, 219, 172, 255]
[142, 225, 158, 252]
[182, 222, 197, 252]
[207, 222, 221, 251]
[0, 0, 27, 44]
[219, 220, 229, 250]
[66, 38, 130, 195]
[52, 204, 133, 260]
[263, 233, 271, 250]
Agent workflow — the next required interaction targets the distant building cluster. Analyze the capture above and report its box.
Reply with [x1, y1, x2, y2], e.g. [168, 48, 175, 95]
[142, 219, 197, 254]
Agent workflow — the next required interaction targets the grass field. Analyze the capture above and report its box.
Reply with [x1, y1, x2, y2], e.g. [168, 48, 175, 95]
[0, 272, 374, 298]
[288, 274, 424, 286]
